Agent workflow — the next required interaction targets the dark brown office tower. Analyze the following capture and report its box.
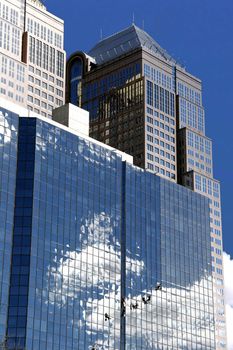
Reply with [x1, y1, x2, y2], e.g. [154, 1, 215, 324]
[66, 25, 179, 173]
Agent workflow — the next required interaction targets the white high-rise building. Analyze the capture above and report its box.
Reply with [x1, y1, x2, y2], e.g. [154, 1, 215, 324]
[0, 0, 65, 118]
[0, 0, 26, 105]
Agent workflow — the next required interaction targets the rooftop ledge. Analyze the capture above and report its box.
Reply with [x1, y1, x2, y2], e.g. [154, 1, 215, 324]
[0, 97, 133, 165]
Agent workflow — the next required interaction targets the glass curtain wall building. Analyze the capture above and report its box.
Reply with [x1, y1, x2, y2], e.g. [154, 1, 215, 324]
[0, 0, 66, 117]
[0, 99, 215, 349]
[66, 25, 227, 348]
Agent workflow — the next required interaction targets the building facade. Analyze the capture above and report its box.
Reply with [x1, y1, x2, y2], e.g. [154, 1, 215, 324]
[0, 99, 215, 349]
[0, 0, 65, 118]
[66, 25, 227, 349]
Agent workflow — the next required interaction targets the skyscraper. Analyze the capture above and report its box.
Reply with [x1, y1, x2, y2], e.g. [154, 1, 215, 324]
[66, 25, 227, 349]
[0, 97, 215, 349]
[0, 0, 65, 118]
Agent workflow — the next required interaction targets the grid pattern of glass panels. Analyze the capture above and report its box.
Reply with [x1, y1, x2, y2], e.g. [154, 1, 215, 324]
[28, 118, 215, 349]
[124, 165, 161, 349]
[0, 113, 216, 349]
[160, 179, 215, 349]
[27, 120, 123, 350]
[123, 167, 215, 350]
[0, 107, 18, 345]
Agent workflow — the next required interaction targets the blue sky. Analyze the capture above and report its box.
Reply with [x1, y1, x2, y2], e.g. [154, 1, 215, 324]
[46, 0, 233, 257]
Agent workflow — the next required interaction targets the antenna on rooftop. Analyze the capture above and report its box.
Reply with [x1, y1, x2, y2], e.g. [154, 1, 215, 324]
[100, 28, 103, 41]
[132, 12, 135, 25]
[142, 19, 145, 30]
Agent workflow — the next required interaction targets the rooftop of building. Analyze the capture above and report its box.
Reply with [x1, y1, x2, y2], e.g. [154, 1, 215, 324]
[88, 24, 183, 67]
[28, 0, 46, 10]
[26, 0, 65, 24]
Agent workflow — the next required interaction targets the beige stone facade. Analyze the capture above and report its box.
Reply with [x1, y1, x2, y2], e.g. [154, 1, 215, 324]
[177, 65, 227, 348]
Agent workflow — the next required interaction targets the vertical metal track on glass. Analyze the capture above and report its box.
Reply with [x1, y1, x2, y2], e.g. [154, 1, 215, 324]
[157, 177, 162, 288]
[6, 118, 36, 350]
[120, 161, 126, 350]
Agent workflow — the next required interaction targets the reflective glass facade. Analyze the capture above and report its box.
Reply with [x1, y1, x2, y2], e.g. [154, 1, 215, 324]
[0, 108, 215, 349]
[82, 63, 144, 169]
[124, 166, 215, 349]
[0, 108, 18, 344]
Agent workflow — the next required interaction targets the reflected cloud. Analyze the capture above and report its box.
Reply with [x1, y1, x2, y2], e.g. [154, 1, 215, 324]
[0, 110, 17, 144]
[42, 212, 215, 349]
[87, 276, 215, 349]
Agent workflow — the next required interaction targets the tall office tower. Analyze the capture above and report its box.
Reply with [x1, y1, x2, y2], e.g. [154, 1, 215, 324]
[66, 26, 178, 180]
[66, 25, 226, 349]
[0, 97, 216, 350]
[0, 0, 65, 118]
